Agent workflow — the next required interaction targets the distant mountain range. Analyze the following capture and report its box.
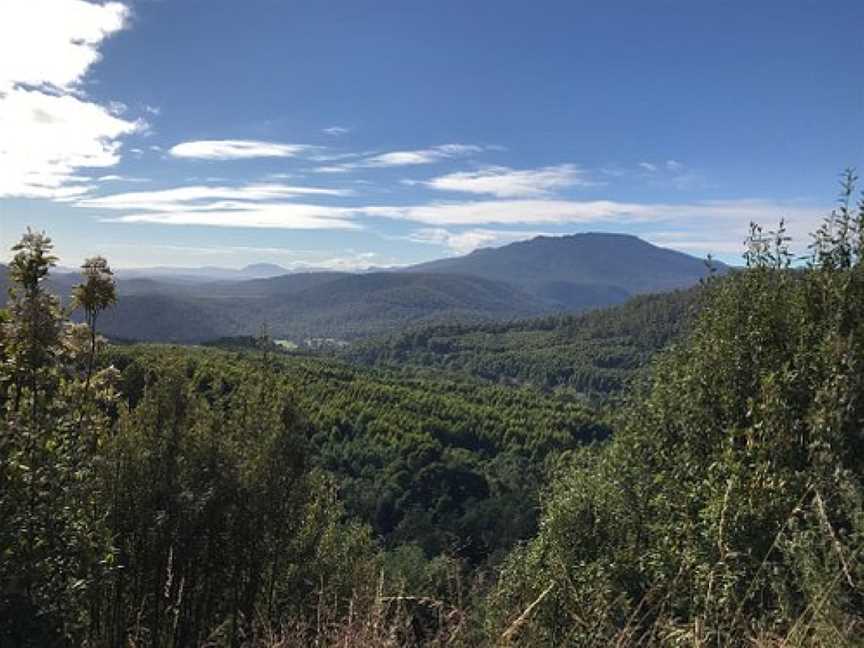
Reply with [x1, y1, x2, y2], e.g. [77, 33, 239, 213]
[1, 233, 723, 343]
[114, 262, 292, 282]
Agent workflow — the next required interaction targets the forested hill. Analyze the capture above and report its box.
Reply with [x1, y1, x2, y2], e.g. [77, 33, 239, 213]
[343, 287, 700, 394]
[98, 271, 553, 342]
[0, 266, 551, 342]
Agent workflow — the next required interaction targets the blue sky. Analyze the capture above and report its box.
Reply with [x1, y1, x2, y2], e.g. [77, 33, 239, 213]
[1, 0, 862, 269]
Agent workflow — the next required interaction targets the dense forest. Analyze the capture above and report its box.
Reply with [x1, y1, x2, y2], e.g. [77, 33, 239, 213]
[2, 172, 863, 646]
[343, 287, 700, 395]
[107, 346, 606, 566]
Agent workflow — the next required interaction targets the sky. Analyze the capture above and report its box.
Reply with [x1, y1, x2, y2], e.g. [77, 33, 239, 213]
[1, 0, 862, 270]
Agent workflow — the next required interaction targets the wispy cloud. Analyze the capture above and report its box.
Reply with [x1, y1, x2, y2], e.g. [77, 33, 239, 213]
[105, 206, 360, 230]
[364, 198, 821, 229]
[77, 183, 352, 211]
[636, 159, 705, 189]
[83, 183, 359, 230]
[93, 191, 823, 240]
[407, 227, 550, 254]
[168, 139, 314, 160]
[322, 126, 350, 136]
[644, 232, 746, 255]
[417, 164, 595, 198]
[97, 174, 150, 183]
[106, 243, 403, 271]
[364, 144, 482, 167]
[313, 144, 485, 173]
[84, 174, 826, 260]
[0, 0, 144, 199]
[364, 199, 655, 225]
[315, 165, 356, 174]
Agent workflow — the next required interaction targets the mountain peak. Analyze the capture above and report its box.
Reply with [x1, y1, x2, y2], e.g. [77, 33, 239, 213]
[404, 232, 719, 302]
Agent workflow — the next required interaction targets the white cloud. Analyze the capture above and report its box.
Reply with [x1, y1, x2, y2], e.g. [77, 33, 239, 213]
[0, 0, 129, 92]
[77, 183, 352, 211]
[105, 204, 360, 230]
[365, 144, 482, 167]
[0, 0, 142, 199]
[169, 139, 314, 160]
[97, 174, 149, 182]
[420, 164, 594, 198]
[83, 183, 359, 231]
[407, 228, 549, 254]
[635, 159, 705, 189]
[363, 198, 822, 229]
[287, 250, 403, 271]
[644, 232, 746, 255]
[363, 199, 655, 226]
[314, 165, 354, 174]
[323, 126, 350, 136]
[103, 243, 403, 271]
[0, 89, 142, 198]
[313, 144, 485, 172]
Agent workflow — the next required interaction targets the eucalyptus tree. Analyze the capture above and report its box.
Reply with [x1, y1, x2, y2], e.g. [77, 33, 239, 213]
[72, 256, 117, 389]
[2, 228, 61, 420]
[0, 231, 118, 644]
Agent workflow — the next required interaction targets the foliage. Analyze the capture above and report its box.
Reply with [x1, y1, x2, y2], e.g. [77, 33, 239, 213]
[0, 233, 381, 646]
[107, 346, 607, 568]
[488, 171, 864, 646]
[0, 230, 114, 645]
[344, 287, 699, 395]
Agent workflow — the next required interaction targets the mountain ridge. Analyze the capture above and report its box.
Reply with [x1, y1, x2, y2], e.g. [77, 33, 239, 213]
[402, 232, 722, 301]
[1, 233, 723, 343]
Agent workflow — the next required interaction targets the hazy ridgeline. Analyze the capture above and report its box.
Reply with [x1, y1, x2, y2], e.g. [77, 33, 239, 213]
[1, 173, 863, 646]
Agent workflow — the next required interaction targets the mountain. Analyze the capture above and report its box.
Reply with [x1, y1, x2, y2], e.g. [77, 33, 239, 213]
[1, 233, 723, 343]
[115, 262, 291, 283]
[402, 233, 721, 308]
